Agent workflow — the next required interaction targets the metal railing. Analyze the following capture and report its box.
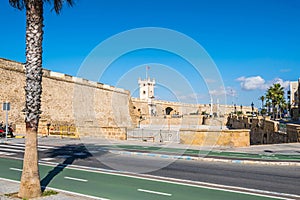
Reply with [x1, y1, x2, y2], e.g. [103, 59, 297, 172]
[127, 128, 180, 143]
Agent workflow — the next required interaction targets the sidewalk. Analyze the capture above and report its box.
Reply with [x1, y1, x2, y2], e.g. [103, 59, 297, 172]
[0, 179, 94, 200]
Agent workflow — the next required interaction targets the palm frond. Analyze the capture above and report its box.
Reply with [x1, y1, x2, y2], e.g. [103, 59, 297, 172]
[52, 0, 74, 14]
[9, 0, 25, 10]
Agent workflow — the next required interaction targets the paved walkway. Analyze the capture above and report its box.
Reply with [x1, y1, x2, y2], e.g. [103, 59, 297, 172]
[0, 179, 93, 200]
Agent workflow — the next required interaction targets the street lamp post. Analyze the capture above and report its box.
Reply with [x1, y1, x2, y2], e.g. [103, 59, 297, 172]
[240, 104, 243, 115]
[2, 102, 10, 140]
[234, 104, 236, 115]
[251, 102, 254, 119]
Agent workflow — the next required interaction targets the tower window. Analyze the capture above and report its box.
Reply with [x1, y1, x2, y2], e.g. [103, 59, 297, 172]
[143, 91, 146, 94]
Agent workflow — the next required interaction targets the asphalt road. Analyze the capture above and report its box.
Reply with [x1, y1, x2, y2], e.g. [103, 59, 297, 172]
[0, 157, 293, 200]
[0, 142, 299, 199]
[90, 153, 300, 196]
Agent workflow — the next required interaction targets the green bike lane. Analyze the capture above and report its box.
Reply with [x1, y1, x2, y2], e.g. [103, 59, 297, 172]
[102, 145, 300, 162]
[0, 157, 286, 200]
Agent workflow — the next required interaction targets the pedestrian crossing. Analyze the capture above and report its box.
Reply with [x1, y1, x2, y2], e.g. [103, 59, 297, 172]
[0, 143, 56, 156]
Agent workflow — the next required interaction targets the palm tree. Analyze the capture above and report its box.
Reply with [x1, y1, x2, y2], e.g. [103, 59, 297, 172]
[266, 83, 285, 119]
[259, 95, 265, 115]
[9, 0, 74, 198]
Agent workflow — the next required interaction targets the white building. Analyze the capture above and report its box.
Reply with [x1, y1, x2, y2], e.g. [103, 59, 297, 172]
[138, 77, 155, 100]
[288, 80, 299, 108]
[138, 77, 156, 116]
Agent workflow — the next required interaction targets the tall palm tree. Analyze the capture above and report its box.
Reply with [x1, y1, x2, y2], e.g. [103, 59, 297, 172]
[9, 0, 73, 198]
[266, 83, 285, 119]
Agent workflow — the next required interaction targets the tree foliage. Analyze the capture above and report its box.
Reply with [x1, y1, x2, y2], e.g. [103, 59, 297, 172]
[265, 83, 286, 119]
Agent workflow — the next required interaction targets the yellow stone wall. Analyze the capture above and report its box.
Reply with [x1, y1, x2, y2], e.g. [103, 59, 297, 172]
[180, 129, 250, 147]
[0, 58, 132, 139]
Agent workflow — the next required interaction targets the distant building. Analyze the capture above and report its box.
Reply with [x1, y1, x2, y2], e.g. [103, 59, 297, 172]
[288, 78, 300, 120]
[288, 81, 298, 108]
[138, 77, 155, 100]
[138, 77, 156, 116]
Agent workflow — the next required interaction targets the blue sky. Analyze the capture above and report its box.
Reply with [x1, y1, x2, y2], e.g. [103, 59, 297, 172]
[1, 0, 300, 107]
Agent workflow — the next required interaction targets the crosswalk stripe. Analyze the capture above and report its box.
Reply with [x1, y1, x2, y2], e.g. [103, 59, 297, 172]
[0, 147, 23, 153]
[0, 144, 25, 150]
[0, 152, 16, 156]
[0, 143, 56, 152]
[10, 143, 56, 150]
[41, 158, 55, 161]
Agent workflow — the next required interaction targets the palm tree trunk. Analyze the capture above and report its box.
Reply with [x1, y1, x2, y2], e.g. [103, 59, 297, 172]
[18, 0, 43, 198]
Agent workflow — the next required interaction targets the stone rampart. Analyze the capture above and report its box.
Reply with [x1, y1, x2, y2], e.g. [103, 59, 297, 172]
[287, 124, 300, 142]
[180, 128, 250, 147]
[0, 58, 132, 139]
[227, 115, 299, 145]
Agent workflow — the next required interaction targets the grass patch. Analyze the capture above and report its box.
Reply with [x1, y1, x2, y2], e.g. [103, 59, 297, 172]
[42, 190, 59, 197]
[4, 190, 58, 199]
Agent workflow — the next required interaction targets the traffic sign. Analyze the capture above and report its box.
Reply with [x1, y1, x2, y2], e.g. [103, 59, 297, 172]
[3, 102, 10, 111]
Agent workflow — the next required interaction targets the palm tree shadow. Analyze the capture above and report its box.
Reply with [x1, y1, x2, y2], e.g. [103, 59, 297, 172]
[40, 144, 99, 191]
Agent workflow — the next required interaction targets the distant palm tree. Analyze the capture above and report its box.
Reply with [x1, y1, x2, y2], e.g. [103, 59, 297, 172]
[266, 83, 285, 119]
[259, 95, 265, 115]
[9, 0, 74, 198]
[259, 96, 265, 109]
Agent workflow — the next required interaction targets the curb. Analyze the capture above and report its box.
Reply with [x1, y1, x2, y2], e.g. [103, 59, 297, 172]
[15, 136, 25, 139]
[109, 150, 300, 166]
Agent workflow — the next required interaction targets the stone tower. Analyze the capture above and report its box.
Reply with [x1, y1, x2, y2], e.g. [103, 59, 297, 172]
[138, 77, 155, 100]
[138, 76, 156, 116]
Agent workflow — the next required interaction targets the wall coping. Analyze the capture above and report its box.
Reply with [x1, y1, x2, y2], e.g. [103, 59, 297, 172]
[0, 58, 129, 95]
[180, 128, 250, 132]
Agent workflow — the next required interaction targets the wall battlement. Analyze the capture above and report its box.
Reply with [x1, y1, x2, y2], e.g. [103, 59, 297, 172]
[0, 58, 128, 95]
[0, 58, 133, 139]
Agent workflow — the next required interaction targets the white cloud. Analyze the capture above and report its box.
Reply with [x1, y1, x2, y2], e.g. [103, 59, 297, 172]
[269, 78, 290, 89]
[280, 68, 291, 73]
[209, 86, 236, 97]
[205, 78, 216, 83]
[236, 76, 290, 91]
[178, 93, 206, 101]
[209, 87, 226, 96]
[226, 87, 238, 97]
[236, 76, 265, 90]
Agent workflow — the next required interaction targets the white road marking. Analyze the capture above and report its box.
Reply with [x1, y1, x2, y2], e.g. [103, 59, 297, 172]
[0, 147, 23, 153]
[0, 152, 16, 156]
[57, 155, 71, 158]
[0, 144, 25, 150]
[9, 167, 22, 172]
[36, 145, 56, 149]
[73, 152, 87, 156]
[40, 158, 55, 161]
[64, 176, 88, 182]
[138, 189, 172, 196]
[0, 143, 54, 151]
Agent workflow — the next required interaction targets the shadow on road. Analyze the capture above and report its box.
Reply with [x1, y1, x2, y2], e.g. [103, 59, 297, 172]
[40, 144, 102, 191]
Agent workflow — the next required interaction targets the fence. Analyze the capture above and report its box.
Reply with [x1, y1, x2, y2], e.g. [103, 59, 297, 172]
[126, 128, 180, 143]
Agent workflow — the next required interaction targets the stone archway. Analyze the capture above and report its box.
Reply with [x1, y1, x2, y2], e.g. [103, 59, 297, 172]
[165, 107, 173, 115]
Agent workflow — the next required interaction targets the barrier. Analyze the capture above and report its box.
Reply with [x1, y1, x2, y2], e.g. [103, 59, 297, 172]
[43, 124, 80, 139]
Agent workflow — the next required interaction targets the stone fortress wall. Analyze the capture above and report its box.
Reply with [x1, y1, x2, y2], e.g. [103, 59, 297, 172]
[0, 58, 280, 147]
[227, 115, 300, 144]
[0, 58, 133, 139]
